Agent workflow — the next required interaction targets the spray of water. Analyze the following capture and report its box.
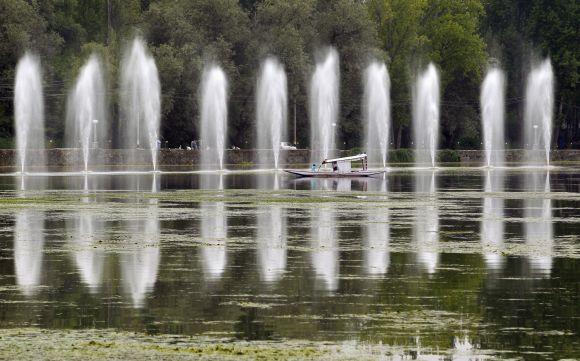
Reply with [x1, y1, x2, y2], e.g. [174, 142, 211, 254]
[310, 48, 339, 163]
[413, 63, 440, 168]
[200, 65, 228, 170]
[66, 54, 106, 172]
[480, 67, 505, 168]
[524, 59, 553, 166]
[256, 57, 287, 169]
[120, 37, 160, 171]
[14, 53, 45, 173]
[481, 169, 505, 270]
[364, 61, 390, 168]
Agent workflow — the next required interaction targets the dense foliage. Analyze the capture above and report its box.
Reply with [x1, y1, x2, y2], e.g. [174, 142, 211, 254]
[0, 0, 577, 149]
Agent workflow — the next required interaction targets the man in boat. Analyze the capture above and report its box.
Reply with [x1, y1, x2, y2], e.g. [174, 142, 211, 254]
[311, 163, 317, 171]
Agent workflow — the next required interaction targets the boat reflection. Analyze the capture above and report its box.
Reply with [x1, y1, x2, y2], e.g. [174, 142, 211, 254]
[199, 174, 228, 282]
[13, 210, 45, 296]
[480, 169, 505, 270]
[257, 173, 287, 283]
[120, 182, 160, 308]
[524, 171, 553, 276]
[292, 177, 366, 191]
[414, 170, 439, 274]
[69, 197, 105, 293]
[364, 178, 389, 275]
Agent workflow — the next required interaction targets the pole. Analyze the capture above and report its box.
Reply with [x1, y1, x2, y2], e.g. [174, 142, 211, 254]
[137, 113, 140, 148]
[293, 99, 297, 145]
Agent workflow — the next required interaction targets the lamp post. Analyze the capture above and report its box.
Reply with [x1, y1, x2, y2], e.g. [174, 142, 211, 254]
[92, 119, 99, 148]
[136, 113, 141, 149]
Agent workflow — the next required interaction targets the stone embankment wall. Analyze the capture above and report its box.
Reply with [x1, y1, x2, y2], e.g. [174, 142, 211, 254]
[0, 148, 578, 170]
[456, 149, 580, 163]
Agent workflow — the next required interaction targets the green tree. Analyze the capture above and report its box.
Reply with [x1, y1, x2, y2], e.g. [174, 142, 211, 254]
[315, 0, 379, 149]
[483, 0, 579, 148]
[250, 0, 317, 147]
[0, 0, 63, 147]
[143, 0, 250, 147]
[367, 0, 427, 148]
[367, 0, 485, 149]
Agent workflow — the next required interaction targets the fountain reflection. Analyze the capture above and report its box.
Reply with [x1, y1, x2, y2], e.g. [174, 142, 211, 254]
[480, 169, 505, 270]
[257, 205, 287, 283]
[199, 174, 228, 281]
[310, 179, 347, 292]
[13, 210, 45, 296]
[414, 170, 439, 274]
[17, 175, 47, 192]
[69, 197, 105, 293]
[452, 335, 481, 361]
[363, 178, 389, 275]
[120, 176, 160, 308]
[524, 171, 553, 276]
[257, 173, 286, 283]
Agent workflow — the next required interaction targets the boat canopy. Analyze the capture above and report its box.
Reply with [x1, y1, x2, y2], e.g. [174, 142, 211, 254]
[321, 153, 367, 164]
[321, 153, 368, 172]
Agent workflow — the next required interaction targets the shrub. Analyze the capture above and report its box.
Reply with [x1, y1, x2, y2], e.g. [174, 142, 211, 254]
[348, 147, 364, 156]
[388, 148, 414, 163]
[0, 138, 13, 149]
[437, 149, 460, 163]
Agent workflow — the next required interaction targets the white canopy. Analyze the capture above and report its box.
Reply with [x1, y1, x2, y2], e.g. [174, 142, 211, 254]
[322, 153, 367, 164]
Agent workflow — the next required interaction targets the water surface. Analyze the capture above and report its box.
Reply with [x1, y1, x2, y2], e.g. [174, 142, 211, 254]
[0, 168, 578, 359]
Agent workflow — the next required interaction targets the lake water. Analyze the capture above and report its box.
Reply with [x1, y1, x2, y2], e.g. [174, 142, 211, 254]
[0, 168, 578, 359]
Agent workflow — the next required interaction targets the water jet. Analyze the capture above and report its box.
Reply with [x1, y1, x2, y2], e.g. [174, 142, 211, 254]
[257, 57, 287, 169]
[364, 61, 390, 168]
[310, 48, 339, 163]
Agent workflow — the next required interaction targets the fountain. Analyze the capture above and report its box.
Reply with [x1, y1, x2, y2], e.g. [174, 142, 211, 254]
[256, 57, 287, 169]
[311, 205, 339, 292]
[524, 171, 552, 276]
[257, 174, 286, 282]
[363, 61, 390, 168]
[121, 198, 160, 308]
[200, 174, 227, 280]
[257, 205, 287, 282]
[481, 169, 505, 270]
[66, 54, 106, 172]
[364, 179, 390, 275]
[413, 63, 440, 168]
[481, 67, 505, 167]
[14, 210, 45, 296]
[200, 65, 228, 170]
[310, 48, 339, 163]
[120, 36, 160, 171]
[70, 198, 105, 293]
[14, 53, 45, 174]
[414, 170, 439, 274]
[524, 59, 554, 166]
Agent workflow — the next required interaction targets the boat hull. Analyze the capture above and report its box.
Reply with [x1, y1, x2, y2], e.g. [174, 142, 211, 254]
[283, 169, 384, 178]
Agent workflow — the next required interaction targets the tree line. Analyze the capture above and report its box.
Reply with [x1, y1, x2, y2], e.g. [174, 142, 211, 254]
[0, 0, 577, 149]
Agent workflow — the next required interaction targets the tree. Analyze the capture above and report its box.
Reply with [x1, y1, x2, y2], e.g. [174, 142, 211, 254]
[367, 0, 427, 148]
[421, 0, 486, 148]
[0, 0, 63, 147]
[367, 0, 486, 149]
[143, 0, 251, 147]
[483, 0, 579, 148]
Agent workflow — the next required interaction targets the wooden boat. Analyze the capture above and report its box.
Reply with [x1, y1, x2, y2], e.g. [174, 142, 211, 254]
[284, 154, 384, 178]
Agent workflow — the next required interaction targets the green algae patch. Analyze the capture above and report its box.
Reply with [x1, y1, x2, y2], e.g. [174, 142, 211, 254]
[0, 328, 507, 360]
[0, 328, 366, 360]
